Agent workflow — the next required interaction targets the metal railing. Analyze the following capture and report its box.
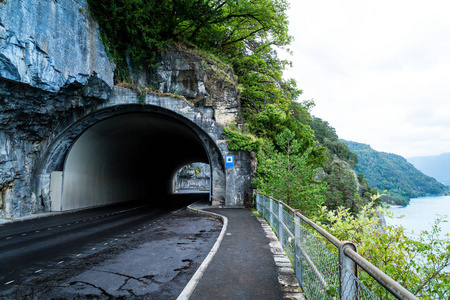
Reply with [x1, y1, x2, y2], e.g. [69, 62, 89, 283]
[255, 193, 419, 300]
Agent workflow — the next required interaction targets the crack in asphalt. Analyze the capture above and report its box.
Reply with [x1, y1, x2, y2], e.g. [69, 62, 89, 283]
[69, 281, 114, 299]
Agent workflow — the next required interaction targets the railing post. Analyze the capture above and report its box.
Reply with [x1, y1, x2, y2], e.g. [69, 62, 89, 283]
[294, 212, 302, 285]
[269, 197, 274, 226]
[339, 241, 358, 299]
[278, 201, 284, 248]
[256, 193, 260, 212]
[263, 195, 267, 218]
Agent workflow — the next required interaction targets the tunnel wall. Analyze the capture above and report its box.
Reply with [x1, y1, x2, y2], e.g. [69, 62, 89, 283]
[61, 128, 146, 210]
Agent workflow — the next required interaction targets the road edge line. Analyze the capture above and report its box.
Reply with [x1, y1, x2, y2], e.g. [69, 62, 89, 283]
[177, 203, 228, 300]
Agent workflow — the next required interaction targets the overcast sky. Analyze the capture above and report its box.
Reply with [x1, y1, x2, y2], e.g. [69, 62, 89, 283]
[282, 0, 450, 158]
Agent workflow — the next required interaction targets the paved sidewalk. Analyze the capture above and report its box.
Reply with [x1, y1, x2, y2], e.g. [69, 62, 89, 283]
[189, 208, 285, 299]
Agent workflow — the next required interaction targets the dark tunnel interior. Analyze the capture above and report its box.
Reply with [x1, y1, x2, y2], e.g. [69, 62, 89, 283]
[60, 112, 210, 210]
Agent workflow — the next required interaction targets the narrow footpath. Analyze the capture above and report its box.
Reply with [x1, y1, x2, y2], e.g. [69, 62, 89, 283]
[189, 208, 284, 299]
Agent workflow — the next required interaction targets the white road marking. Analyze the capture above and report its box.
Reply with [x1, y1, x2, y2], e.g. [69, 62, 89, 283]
[6, 237, 11, 240]
[92, 248, 96, 250]
[22, 233, 27, 236]
[76, 254, 81, 257]
[35, 230, 40, 233]
[35, 269, 42, 273]
[58, 261, 64, 264]
[5, 280, 14, 285]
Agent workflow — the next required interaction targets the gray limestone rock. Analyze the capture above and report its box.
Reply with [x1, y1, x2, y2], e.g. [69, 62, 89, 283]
[0, 0, 254, 218]
[132, 50, 244, 127]
[0, 0, 114, 93]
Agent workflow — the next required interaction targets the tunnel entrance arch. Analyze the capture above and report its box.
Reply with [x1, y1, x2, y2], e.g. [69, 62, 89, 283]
[173, 162, 211, 194]
[35, 102, 227, 211]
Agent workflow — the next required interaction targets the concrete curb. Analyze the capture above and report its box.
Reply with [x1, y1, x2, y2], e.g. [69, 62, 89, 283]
[255, 215, 306, 300]
[177, 203, 229, 300]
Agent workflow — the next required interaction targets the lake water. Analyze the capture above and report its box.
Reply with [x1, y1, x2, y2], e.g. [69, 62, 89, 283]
[387, 196, 450, 237]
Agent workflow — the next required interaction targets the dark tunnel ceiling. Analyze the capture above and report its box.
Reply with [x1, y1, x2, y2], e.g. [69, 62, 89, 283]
[85, 112, 209, 169]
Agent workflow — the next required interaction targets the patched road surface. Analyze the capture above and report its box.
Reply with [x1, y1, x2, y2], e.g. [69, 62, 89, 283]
[0, 206, 221, 299]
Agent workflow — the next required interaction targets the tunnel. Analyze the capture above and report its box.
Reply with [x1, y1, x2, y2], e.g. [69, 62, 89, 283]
[43, 106, 226, 211]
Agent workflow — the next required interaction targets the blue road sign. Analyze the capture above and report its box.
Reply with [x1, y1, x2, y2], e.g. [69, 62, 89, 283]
[225, 155, 234, 167]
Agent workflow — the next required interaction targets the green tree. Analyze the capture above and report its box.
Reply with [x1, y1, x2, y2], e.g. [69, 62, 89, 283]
[249, 104, 326, 166]
[254, 128, 327, 215]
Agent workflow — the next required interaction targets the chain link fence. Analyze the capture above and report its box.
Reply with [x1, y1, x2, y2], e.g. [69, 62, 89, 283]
[255, 193, 418, 300]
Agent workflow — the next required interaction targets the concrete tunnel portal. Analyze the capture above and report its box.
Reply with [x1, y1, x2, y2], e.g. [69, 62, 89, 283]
[48, 109, 223, 211]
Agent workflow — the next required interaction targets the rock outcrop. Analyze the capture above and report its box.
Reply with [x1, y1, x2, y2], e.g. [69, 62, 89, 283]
[0, 0, 115, 218]
[132, 48, 244, 127]
[0, 0, 253, 218]
[0, 0, 114, 92]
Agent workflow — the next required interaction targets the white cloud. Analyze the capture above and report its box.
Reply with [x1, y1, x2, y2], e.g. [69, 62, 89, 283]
[284, 0, 450, 157]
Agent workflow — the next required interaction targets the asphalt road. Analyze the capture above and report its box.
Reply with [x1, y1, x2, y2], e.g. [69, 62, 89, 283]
[0, 198, 221, 299]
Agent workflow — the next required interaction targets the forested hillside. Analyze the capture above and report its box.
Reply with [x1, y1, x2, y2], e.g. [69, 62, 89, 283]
[345, 140, 449, 205]
[408, 153, 450, 186]
[310, 117, 375, 212]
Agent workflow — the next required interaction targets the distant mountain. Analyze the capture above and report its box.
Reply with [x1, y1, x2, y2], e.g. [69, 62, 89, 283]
[344, 140, 449, 206]
[408, 153, 450, 186]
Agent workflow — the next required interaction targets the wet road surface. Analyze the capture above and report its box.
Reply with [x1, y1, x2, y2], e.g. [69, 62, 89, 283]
[0, 200, 221, 299]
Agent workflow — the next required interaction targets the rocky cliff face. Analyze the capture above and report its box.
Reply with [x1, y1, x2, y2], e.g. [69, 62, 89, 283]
[0, 0, 253, 218]
[0, 0, 115, 218]
[132, 49, 244, 127]
[0, 0, 114, 92]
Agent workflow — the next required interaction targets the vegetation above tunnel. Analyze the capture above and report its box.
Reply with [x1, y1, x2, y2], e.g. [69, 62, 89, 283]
[87, 0, 375, 216]
[87, 0, 297, 118]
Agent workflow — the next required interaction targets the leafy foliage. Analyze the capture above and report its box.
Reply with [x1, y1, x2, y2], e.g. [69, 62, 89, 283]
[310, 117, 357, 165]
[253, 128, 327, 215]
[222, 128, 262, 152]
[87, 0, 295, 106]
[345, 140, 449, 205]
[318, 200, 450, 299]
[249, 104, 325, 164]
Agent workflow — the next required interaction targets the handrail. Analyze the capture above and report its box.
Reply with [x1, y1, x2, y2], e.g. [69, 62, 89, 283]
[344, 248, 418, 300]
[256, 192, 420, 300]
[294, 210, 341, 249]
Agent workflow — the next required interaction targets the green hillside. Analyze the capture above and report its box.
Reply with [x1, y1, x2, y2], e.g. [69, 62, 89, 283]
[345, 141, 449, 206]
[408, 153, 450, 186]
